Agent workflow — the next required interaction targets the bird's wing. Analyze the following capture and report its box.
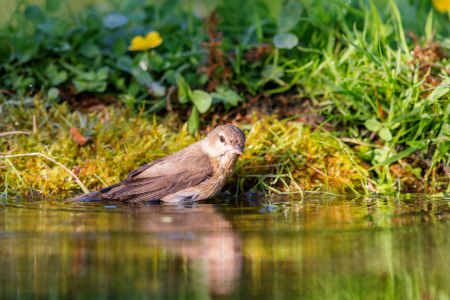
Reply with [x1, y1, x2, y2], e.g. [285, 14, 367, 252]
[102, 153, 213, 202]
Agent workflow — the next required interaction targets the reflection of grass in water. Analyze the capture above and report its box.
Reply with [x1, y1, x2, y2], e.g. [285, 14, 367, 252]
[233, 200, 450, 299]
[0, 100, 367, 197]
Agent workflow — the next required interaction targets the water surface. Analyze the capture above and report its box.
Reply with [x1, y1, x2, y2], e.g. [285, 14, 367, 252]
[1, 195, 449, 299]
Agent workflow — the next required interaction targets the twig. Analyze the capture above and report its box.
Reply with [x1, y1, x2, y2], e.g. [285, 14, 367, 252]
[0, 152, 89, 193]
[340, 138, 383, 148]
[245, 159, 291, 169]
[0, 149, 14, 155]
[306, 162, 326, 177]
[0, 89, 14, 95]
[33, 115, 37, 135]
[0, 131, 30, 137]
[166, 85, 174, 112]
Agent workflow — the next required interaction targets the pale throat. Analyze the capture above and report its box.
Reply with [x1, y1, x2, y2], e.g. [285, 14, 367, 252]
[219, 152, 238, 177]
[201, 139, 239, 177]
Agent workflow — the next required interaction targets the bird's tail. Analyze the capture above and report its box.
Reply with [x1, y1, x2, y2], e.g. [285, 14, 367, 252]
[65, 182, 122, 202]
[65, 191, 103, 202]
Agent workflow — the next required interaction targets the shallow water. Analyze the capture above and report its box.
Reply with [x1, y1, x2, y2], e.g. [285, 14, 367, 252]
[1, 195, 450, 299]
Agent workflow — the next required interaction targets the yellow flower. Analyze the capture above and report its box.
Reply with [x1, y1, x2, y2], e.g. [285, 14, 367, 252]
[433, 0, 450, 13]
[128, 31, 163, 51]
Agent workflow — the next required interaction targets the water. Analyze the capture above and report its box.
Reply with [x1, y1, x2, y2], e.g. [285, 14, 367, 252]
[1, 195, 450, 299]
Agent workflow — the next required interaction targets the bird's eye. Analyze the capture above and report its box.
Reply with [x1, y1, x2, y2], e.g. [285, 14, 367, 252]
[220, 135, 225, 143]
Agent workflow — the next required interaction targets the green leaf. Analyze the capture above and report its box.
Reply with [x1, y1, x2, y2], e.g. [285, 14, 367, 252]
[425, 9, 433, 42]
[127, 82, 141, 96]
[37, 18, 70, 37]
[46, 64, 68, 85]
[24, 5, 45, 23]
[17, 43, 39, 64]
[421, 113, 431, 119]
[261, 64, 284, 81]
[103, 13, 128, 29]
[426, 82, 450, 103]
[149, 54, 164, 71]
[45, 0, 60, 13]
[131, 67, 153, 85]
[45, 64, 57, 76]
[79, 72, 96, 81]
[13, 76, 35, 89]
[164, 69, 176, 85]
[80, 42, 100, 58]
[72, 78, 89, 93]
[342, 36, 382, 67]
[191, 90, 212, 113]
[365, 119, 382, 131]
[211, 85, 242, 106]
[59, 61, 83, 75]
[148, 82, 166, 98]
[113, 38, 126, 57]
[97, 67, 109, 81]
[94, 82, 107, 93]
[121, 0, 146, 12]
[355, 146, 374, 161]
[369, 147, 418, 170]
[379, 128, 392, 141]
[51, 71, 67, 86]
[199, 74, 208, 85]
[123, 95, 136, 108]
[47, 87, 59, 101]
[388, 0, 412, 60]
[177, 75, 192, 104]
[273, 33, 299, 49]
[86, 14, 102, 30]
[117, 56, 132, 73]
[277, 2, 302, 33]
[333, 0, 366, 17]
[407, 141, 425, 149]
[72, 74, 107, 93]
[188, 106, 199, 135]
[114, 77, 126, 91]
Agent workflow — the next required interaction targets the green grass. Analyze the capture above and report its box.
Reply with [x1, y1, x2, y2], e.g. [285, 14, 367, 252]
[2, 0, 450, 197]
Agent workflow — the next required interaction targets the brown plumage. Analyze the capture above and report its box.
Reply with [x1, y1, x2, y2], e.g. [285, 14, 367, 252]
[67, 125, 246, 203]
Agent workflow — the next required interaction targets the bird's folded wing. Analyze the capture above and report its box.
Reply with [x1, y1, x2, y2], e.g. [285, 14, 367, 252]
[104, 154, 213, 201]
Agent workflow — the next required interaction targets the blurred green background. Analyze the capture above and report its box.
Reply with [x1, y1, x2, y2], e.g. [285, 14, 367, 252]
[0, 0, 424, 26]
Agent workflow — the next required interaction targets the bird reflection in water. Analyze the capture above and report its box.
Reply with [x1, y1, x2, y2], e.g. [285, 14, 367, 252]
[70, 202, 242, 297]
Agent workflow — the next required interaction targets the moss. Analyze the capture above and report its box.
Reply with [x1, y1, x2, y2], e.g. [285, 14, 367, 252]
[238, 116, 368, 195]
[1, 97, 368, 198]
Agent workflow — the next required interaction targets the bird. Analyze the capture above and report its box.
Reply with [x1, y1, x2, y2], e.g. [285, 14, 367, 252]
[67, 125, 246, 203]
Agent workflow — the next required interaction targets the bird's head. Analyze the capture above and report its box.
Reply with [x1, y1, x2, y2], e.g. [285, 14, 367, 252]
[203, 125, 246, 159]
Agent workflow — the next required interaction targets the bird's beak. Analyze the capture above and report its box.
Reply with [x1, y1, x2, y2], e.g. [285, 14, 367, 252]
[230, 144, 243, 156]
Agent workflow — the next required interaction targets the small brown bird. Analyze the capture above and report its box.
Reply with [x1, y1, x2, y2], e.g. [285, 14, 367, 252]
[68, 125, 245, 203]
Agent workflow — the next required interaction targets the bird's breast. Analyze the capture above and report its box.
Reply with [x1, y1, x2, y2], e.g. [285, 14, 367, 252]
[195, 154, 238, 199]
[162, 153, 239, 202]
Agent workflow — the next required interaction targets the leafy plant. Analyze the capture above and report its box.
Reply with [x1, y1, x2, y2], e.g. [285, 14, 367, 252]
[177, 75, 241, 133]
[273, 2, 302, 49]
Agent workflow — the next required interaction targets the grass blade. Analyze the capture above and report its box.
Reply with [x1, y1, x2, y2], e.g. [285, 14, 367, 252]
[388, 0, 412, 60]
[369, 147, 418, 171]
